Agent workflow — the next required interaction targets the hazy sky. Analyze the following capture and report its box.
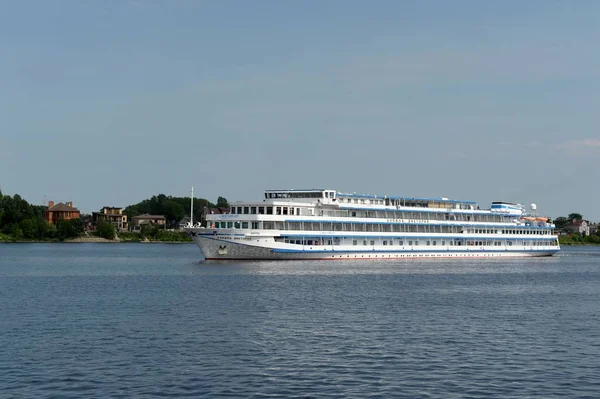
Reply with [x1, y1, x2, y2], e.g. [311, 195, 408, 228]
[1, 1, 599, 220]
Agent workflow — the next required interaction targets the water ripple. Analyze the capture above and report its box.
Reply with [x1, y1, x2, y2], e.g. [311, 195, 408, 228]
[1, 244, 599, 397]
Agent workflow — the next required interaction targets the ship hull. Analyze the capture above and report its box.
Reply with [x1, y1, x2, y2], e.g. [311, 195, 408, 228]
[190, 233, 559, 261]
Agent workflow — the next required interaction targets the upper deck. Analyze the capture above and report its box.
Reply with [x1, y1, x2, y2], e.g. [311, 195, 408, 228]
[248, 189, 482, 212]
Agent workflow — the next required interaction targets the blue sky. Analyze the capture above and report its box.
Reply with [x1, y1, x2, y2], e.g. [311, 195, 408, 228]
[1, 1, 599, 220]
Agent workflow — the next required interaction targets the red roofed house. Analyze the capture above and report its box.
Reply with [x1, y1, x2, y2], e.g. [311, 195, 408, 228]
[44, 201, 81, 225]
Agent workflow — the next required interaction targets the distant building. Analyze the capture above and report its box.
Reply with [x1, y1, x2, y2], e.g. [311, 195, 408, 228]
[82, 215, 93, 231]
[589, 223, 599, 236]
[131, 214, 167, 231]
[92, 206, 128, 231]
[178, 216, 191, 230]
[563, 219, 590, 236]
[44, 201, 81, 225]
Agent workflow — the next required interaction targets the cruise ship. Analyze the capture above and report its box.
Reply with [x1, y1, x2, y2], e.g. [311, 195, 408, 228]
[185, 189, 560, 260]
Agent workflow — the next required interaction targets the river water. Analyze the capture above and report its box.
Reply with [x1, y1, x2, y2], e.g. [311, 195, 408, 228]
[1, 243, 599, 398]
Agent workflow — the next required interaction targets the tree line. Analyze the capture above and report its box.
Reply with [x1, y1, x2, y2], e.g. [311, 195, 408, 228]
[0, 189, 228, 241]
[552, 213, 600, 245]
[0, 190, 84, 240]
[123, 194, 228, 228]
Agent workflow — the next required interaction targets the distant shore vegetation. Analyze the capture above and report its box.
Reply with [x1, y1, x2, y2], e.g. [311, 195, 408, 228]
[0, 190, 225, 243]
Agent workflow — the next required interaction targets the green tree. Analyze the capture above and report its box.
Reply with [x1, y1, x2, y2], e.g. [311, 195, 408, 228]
[19, 218, 38, 239]
[568, 213, 583, 221]
[140, 223, 158, 238]
[36, 217, 52, 239]
[97, 220, 116, 240]
[70, 218, 85, 236]
[553, 217, 568, 229]
[56, 219, 76, 239]
[216, 196, 229, 208]
[163, 200, 185, 226]
[11, 225, 23, 241]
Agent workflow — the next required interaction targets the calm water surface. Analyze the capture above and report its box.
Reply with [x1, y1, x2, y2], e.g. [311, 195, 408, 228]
[1, 244, 599, 398]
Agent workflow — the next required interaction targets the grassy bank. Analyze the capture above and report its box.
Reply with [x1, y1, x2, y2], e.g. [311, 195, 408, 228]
[118, 231, 192, 243]
[558, 234, 600, 246]
[0, 230, 193, 243]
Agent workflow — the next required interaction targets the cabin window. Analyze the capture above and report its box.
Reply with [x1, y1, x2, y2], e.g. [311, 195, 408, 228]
[441, 241, 445, 246]
[433, 241, 437, 246]
[290, 208, 294, 215]
[426, 241, 430, 246]
[370, 240, 375, 246]
[244, 207, 249, 214]
[241, 222, 248, 229]
[258, 207, 265, 214]
[363, 240, 367, 245]
[266, 207, 273, 215]
[415, 241, 419, 246]
[227, 222, 233, 228]
[214, 222, 220, 228]
[353, 240, 357, 246]
[230, 208, 236, 214]
[283, 207, 288, 215]
[408, 240, 413, 246]
[251, 222, 259, 229]
[234, 222, 240, 229]
[399, 240, 404, 245]
[251, 207, 257, 214]
[383, 240, 387, 245]
[354, 199, 358, 204]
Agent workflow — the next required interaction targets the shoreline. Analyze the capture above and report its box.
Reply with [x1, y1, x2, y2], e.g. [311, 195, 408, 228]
[0, 240, 194, 244]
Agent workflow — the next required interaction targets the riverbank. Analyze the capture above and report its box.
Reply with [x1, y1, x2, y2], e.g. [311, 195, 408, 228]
[0, 231, 193, 243]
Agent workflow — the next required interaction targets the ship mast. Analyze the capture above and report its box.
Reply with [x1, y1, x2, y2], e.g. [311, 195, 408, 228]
[190, 186, 194, 226]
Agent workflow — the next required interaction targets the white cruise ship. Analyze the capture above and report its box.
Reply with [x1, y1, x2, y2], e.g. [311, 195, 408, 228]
[185, 189, 560, 260]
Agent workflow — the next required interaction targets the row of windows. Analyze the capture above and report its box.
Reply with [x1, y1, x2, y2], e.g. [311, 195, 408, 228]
[228, 207, 515, 224]
[277, 237, 559, 247]
[468, 228, 551, 235]
[212, 221, 552, 234]
[231, 206, 296, 215]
